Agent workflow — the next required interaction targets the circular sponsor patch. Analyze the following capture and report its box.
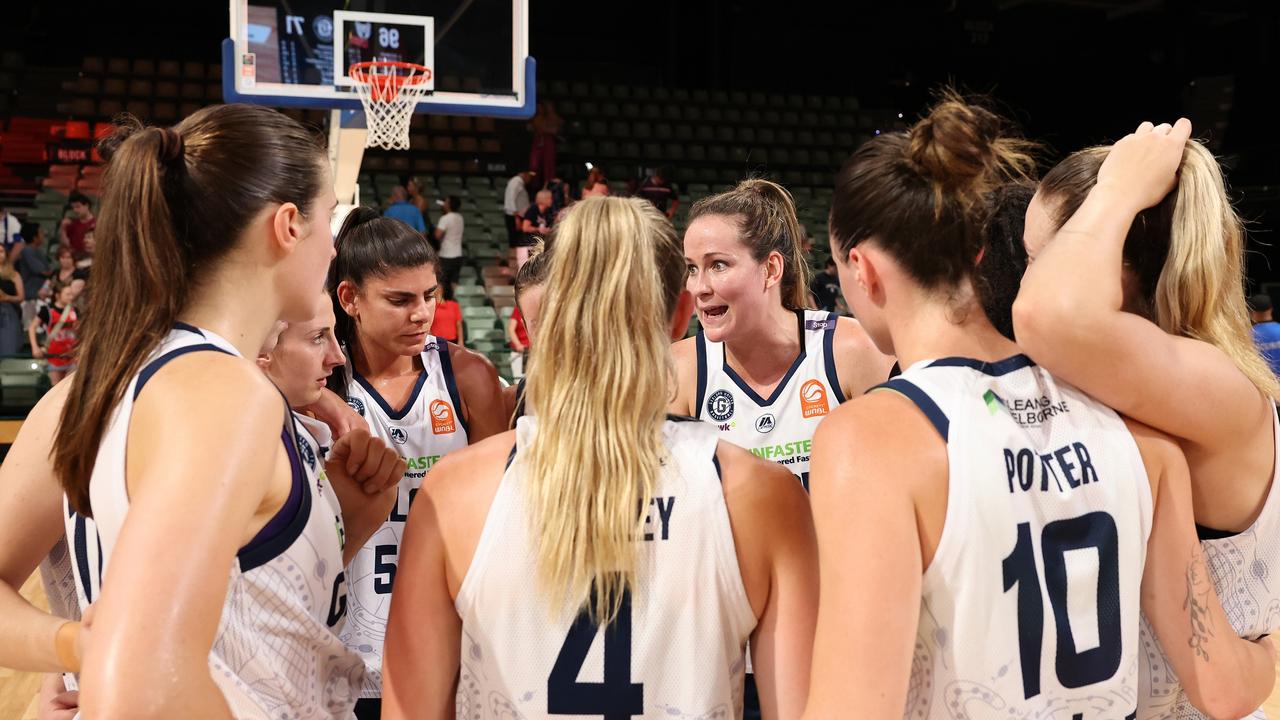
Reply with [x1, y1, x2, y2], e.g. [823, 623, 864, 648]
[346, 397, 366, 416]
[390, 427, 409, 445]
[706, 389, 735, 422]
[313, 16, 334, 41]
[755, 413, 776, 433]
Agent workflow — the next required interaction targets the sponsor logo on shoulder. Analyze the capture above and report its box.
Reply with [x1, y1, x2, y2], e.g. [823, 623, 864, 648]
[804, 317, 836, 331]
[706, 389, 735, 422]
[800, 379, 829, 418]
[430, 399, 457, 435]
[346, 396, 365, 416]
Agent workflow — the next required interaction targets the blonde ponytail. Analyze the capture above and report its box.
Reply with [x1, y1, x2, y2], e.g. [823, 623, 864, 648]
[523, 196, 686, 623]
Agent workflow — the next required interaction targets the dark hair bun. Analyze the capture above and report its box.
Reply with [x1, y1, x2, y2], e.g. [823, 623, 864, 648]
[908, 95, 1006, 185]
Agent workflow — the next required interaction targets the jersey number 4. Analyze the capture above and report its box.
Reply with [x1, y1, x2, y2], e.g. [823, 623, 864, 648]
[1002, 511, 1121, 699]
[548, 590, 644, 719]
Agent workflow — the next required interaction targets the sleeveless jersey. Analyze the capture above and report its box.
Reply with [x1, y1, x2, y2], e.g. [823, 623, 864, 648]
[695, 309, 843, 488]
[340, 336, 470, 696]
[455, 416, 756, 719]
[879, 355, 1153, 719]
[80, 323, 364, 718]
[1136, 405, 1280, 720]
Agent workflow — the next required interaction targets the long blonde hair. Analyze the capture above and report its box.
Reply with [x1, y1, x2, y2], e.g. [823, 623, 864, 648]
[1040, 140, 1280, 399]
[523, 196, 686, 624]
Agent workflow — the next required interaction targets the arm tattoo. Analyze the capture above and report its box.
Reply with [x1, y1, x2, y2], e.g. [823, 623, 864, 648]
[1184, 545, 1214, 661]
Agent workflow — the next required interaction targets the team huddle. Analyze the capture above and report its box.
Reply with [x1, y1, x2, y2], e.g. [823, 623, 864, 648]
[0, 91, 1276, 720]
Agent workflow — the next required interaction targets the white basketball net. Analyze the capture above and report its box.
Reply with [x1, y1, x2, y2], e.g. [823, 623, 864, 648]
[351, 63, 432, 151]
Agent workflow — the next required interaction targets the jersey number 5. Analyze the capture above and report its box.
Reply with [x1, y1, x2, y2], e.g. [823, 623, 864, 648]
[1002, 511, 1121, 699]
[548, 590, 644, 718]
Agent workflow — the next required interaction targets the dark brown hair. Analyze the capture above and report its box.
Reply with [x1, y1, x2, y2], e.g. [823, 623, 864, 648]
[55, 105, 327, 515]
[830, 91, 1038, 301]
[979, 182, 1035, 340]
[1037, 147, 1172, 315]
[327, 206, 439, 398]
[688, 178, 811, 310]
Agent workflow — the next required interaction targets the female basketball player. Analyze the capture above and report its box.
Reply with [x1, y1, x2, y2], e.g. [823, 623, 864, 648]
[803, 96, 1276, 719]
[381, 196, 819, 719]
[504, 241, 550, 426]
[327, 208, 507, 715]
[1015, 121, 1280, 718]
[672, 178, 894, 489]
[47, 106, 403, 719]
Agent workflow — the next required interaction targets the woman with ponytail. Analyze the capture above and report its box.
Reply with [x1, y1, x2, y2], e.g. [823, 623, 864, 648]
[326, 207, 506, 717]
[381, 196, 819, 719]
[50, 106, 402, 719]
[672, 178, 893, 491]
[1015, 121, 1280, 718]
[805, 96, 1274, 718]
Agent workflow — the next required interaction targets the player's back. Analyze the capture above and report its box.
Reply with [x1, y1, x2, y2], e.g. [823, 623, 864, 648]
[884, 354, 1152, 719]
[455, 416, 756, 719]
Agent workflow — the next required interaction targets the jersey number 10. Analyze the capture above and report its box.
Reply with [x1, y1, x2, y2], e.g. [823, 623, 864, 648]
[1002, 511, 1122, 699]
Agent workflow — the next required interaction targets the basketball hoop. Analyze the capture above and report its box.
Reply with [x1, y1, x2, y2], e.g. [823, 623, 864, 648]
[349, 61, 432, 150]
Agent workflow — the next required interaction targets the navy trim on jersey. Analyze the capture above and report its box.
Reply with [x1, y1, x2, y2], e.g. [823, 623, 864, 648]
[712, 453, 723, 482]
[72, 513, 95, 604]
[352, 366, 429, 422]
[927, 354, 1034, 376]
[505, 443, 518, 470]
[874, 378, 949, 442]
[436, 341, 470, 436]
[134, 343, 234, 399]
[694, 328, 708, 417]
[887, 361, 902, 380]
[237, 423, 312, 573]
[722, 310, 809, 407]
[822, 312, 845, 403]
[666, 413, 701, 423]
[511, 376, 527, 428]
[1196, 523, 1243, 541]
[173, 321, 205, 337]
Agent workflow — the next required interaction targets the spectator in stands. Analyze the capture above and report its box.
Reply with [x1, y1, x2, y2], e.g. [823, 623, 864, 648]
[431, 279, 464, 347]
[580, 168, 610, 199]
[406, 177, 437, 242]
[59, 192, 95, 260]
[15, 222, 50, 331]
[434, 195, 465, 284]
[637, 166, 679, 219]
[46, 245, 87, 299]
[0, 251, 24, 355]
[28, 282, 79, 384]
[76, 229, 95, 271]
[0, 206, 23, 262]
[545, 176, 570, 215]
[504, 170, 536, 249]
[519, 189, 556, 267]
[383, 186, 427, 234]
[809, 259, 842, 313]
[528, 101, 563, 179]
[1248, 292, 1280, 377]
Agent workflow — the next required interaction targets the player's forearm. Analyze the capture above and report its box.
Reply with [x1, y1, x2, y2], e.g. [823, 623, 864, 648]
[0, 583, 71, 672]
[1182, 636, 1275, 720]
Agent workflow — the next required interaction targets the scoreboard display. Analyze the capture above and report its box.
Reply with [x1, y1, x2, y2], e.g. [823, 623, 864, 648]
[246, 3, 431, 88]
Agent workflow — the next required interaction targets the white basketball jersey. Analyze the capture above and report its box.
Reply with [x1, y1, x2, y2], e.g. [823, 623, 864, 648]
[881, 354, 1152, 719]
[81, 323, 365, 719]
[455, 415, 755, 719]
[340, 336, 470, 696]
[696, 309, 843, 488]
[1136, 404, 1280, 720]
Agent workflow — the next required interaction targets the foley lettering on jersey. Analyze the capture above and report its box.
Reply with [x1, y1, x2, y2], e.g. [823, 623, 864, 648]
[1004, 440, 1099, 494]
[641, 496, 676, 541]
